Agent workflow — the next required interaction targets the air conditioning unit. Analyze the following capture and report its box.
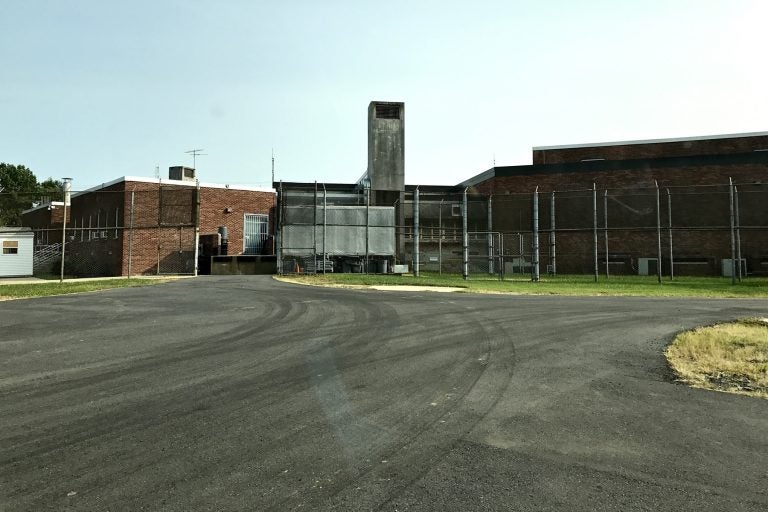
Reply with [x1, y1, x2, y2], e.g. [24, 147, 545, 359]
[721, 259, 746, 277]
[638, 258, 658, 276]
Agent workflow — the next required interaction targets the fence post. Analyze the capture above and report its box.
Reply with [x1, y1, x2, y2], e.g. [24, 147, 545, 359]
[592, 183, 598, 282]
[156, 185, 161, 276]
[729, 177, 736, 285]
[462, 187, 468, 280]
[194, 180, 200, 277]
[438, 199, 443, 275]
[604, 189, 609, 278]
[322, 183, 327, 274]
[655, 181, 662, 284]
[735, 185, 742, 281]
[550, 192, 556, 275]
[365, 182, 370, 273]
[667, 188, 673, 281]
[277, 181, 284, 274]
[59, 178, 72, 283]
[314, 181, 318, 273]
[413, 187, 419, 277]
[487, 195, 493, 275]
[532, 187, 540, 282]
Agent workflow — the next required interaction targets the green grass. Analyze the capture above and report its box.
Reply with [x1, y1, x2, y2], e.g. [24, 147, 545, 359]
[280, 272, 768, 298]
[666, 319, 768, 398]
[0, 278, 168, 299]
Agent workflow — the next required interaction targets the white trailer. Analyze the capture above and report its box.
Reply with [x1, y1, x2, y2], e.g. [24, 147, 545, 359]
[0, 227, 34, 277]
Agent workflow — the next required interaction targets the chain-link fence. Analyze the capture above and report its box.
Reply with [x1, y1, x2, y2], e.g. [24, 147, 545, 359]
[276, 181, 768, 280]
[3, 186, 198, 278]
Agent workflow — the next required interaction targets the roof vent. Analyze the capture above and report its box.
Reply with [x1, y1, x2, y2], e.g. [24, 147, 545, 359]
[375, 104, 401, 119]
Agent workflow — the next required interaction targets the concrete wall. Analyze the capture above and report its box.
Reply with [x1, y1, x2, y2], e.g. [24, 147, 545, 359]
[367, 101, 404, 192]
[210, 255, 277, 275]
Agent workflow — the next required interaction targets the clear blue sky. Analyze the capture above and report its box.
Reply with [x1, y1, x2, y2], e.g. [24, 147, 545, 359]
[2, 0, 766, 190]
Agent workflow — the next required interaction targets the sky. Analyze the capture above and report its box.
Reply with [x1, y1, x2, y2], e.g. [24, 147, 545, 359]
[2, 0, 767, 191]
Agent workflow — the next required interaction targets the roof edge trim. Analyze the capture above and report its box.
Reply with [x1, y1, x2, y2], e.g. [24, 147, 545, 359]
[533, 131, 768, 151]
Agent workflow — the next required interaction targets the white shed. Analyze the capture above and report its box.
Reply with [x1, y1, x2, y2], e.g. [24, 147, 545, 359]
[0, 227, 34, 277]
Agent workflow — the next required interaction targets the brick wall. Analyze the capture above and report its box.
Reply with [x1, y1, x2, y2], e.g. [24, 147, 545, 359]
[198, 187, 276, 255]
[474, 162, 768, 195]
[118, 181, 275, 276]
[22, 179, 277, 277]
[469, 161, 768, 276]
[533, 134, 768, 164]
[22, 206, 67, 245]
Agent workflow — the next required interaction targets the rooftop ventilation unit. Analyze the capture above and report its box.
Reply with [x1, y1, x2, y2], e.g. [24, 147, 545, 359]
[169, 166, 196, 182]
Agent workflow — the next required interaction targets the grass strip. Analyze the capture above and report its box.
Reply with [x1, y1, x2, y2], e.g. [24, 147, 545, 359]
[0, 278, 167, 299]
[665, 319, 768, 399]
[280, 273, 768, 298]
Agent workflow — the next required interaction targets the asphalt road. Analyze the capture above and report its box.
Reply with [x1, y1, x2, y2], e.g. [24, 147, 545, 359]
[1, 276, 767, 511]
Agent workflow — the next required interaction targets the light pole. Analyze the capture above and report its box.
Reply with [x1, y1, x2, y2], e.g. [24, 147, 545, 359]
[59, 178, 72, 283]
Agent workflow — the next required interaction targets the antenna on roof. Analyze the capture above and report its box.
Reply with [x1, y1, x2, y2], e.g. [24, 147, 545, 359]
[271, 148, 275, 185]
[154, 165, 160, 179]
[185, 148, 207, 170]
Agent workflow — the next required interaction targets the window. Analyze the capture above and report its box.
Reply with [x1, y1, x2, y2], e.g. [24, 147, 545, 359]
[2, 241, 19, 254]
[244, 214, 269, 254]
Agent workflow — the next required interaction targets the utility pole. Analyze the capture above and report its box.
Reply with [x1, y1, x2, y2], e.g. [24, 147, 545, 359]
[59, 178, 72, 283]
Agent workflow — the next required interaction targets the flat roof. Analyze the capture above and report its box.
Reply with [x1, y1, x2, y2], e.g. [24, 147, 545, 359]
[88, 176, 275, 193]
[458, 150, 768, 188]
[0, 226, 33, 234]
[533, 131, 768, 151]
[21, 177, 275, 215]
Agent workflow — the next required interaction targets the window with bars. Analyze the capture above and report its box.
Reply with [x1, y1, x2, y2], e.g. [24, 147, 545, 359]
[243, 214, 269, 254]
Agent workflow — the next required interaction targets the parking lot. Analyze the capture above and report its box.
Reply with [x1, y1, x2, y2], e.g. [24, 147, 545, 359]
[1, 276, 767, 511]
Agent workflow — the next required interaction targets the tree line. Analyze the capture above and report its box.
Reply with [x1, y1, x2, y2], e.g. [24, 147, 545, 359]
[0, 163, 64, 226]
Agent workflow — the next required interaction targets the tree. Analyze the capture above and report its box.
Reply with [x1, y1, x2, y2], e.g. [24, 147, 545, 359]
[0, 163, 62, 226]
[37, 177, 64, 202]
[0, 163, 37, 193]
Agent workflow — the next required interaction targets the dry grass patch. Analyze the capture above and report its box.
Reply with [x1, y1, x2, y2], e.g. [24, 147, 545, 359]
[665, 319, 768, 399]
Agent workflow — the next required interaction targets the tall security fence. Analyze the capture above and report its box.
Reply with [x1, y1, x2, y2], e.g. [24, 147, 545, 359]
[277, 181, 768, 280]
[277, 185, 395, 274]
[5, 187, 198, 278]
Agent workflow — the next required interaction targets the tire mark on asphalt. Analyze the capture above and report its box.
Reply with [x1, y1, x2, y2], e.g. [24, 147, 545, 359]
[264, 299, 517, 511]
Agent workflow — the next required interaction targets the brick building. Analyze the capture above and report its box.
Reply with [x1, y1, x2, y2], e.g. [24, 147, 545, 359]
[22, 171, 276, 277]
[456, 131, 768, 276]
[277, 103, 768, 277]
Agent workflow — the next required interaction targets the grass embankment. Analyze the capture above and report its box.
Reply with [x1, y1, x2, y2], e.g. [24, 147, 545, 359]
[0, 278, 166, 299]
[666, 319, 768, 399]
[282, 273, 768, 298]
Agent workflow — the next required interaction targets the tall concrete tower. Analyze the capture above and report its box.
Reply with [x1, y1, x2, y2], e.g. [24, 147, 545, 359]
[367, 101, 404, 195]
